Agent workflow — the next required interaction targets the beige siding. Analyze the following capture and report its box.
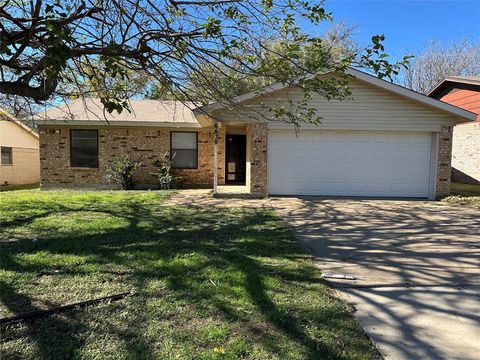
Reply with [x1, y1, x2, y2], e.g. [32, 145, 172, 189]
[0, 120, 39, 149]
[212, 78, 463, 131]
[0, 148, 40, 186]
[0, 120, 40, 186]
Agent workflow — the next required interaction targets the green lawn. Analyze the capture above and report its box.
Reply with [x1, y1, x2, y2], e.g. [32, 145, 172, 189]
[450, 182, 480, 196]
[442, 182, 480, 209]
[0, 190, 378, 360]
[0, 184, 39, 192]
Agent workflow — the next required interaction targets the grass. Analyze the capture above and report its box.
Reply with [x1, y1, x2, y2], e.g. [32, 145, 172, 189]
[0, 184, 39, 192]
[442, 182, 480, 209]
[450, 182, 480, 196]
[0, 190, 378, 360]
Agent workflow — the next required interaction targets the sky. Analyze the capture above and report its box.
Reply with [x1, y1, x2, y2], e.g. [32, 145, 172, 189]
[305, 0, 480, 62]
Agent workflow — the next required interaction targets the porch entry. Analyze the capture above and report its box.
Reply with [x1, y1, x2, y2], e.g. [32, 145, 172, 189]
[225, 134, 246, 184]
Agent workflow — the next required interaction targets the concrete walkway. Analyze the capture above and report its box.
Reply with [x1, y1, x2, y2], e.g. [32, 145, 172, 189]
[270, 197, 480, 360]
[163, 189, 273, 208]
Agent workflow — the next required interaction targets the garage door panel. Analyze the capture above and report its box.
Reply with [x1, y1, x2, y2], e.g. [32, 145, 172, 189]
[268, 131, 431, 197]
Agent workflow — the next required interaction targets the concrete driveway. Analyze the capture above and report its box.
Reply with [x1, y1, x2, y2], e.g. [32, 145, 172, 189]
[270, 197, 480, 360]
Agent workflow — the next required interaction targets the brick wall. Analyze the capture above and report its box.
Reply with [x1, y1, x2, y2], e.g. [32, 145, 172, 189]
[451, 122, 480, 184]
[247, 123, 268, 196]
[436, 125, 453, 198]
[39, 126, 225, 188]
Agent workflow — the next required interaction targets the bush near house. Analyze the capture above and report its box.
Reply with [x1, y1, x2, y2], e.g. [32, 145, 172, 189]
[442, 182, 480, 209]
[106, 155, 142, 190]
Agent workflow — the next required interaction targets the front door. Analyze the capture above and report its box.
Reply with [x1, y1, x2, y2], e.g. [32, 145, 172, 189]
[225, 134, 246, 184]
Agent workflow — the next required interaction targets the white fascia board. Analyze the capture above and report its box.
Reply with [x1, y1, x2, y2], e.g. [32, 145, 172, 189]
[194, 67, 476, 122]
[345, 68, 477, 122]
[193, 80, 302, 114]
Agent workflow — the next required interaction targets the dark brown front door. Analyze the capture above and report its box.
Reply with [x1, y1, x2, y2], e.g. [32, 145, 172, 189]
[225, 134, 246, 184]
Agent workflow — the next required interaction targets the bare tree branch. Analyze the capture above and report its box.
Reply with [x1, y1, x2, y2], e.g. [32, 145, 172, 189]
[0, 0, 409, 126]
[401, 37, 480, 94]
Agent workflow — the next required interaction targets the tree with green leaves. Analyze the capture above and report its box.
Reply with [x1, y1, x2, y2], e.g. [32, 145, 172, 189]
[149, 22, 362, 103]
[1, 0, 411, 126]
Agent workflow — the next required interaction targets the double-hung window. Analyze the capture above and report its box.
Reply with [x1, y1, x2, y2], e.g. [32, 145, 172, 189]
[70, 130, 99, 168]
[1, 147, 12, 165]
[170, 132, 198, 169]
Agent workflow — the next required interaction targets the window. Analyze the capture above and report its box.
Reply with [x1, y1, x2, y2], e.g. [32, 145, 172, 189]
[70, 130, 99, 168]
[1, 147, 12, 165]
[171, 132, 198, 169]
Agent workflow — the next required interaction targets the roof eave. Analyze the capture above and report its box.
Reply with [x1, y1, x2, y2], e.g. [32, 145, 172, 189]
[0, 108, 39, 138]
[34, 119, 203, 128]
[428, 78, 451, 97]
[428, 76, 480, 97]
[194, 74, 317, 115]
[345, 69, 477, 122]
[194, 67, 477, 123]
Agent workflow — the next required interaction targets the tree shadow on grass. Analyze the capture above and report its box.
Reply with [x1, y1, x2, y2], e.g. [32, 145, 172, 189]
[1, 202, 374, 359]
[1, 281, 157, 360]
[0, 281, 86, 359]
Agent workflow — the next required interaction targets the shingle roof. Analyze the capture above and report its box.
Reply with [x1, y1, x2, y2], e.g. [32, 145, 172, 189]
[35, 98, 199, 125]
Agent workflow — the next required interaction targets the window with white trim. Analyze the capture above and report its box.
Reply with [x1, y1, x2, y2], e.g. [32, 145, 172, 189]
[171, 132, 198, 169]
[1, 147, 12, 165]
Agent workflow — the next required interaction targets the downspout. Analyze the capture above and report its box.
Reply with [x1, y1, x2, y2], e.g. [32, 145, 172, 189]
[213, 122, 219, 194]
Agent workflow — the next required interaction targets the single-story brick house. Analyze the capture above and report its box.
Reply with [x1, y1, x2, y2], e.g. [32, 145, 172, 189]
[428, 76, 480, 184]
[35, 68, 476, 199]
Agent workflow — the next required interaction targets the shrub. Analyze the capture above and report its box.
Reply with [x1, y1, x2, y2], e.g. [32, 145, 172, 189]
[152, 152, 178, 190]
[106, 155, 141, 190]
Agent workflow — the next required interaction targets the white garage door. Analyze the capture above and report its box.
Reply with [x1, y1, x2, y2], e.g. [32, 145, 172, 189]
[268, 131, 432, 197]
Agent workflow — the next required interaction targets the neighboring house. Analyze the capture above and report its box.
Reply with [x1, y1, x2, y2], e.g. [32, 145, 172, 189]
[428, 76, 480, 121]
[35, 68, 476, 199]
[428, 76, 480, 184]
[0, 109, 40, 187]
